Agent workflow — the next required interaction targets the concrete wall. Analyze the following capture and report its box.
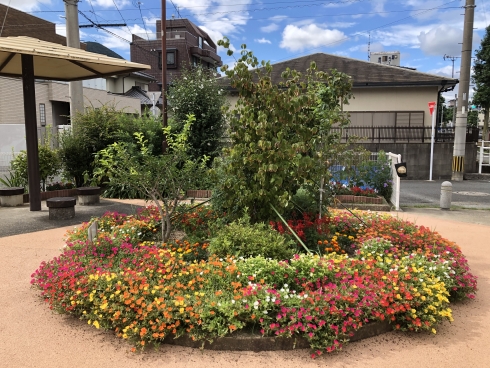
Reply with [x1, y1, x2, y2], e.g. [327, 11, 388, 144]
[361, 142, 477, 180]
[347, 86, 437, 127]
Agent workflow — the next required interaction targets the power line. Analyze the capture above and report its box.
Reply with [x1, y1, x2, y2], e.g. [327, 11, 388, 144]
[0, 0, 12, 37]
[77, 6, 462, 26]
[134, 1, 150, 41]
[112, 0, 133, 36]
[87, 0, 99, 24]
[169, 0, 183, 18]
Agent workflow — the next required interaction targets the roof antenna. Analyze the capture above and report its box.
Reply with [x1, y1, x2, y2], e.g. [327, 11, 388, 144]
[367, 32, 371, 61]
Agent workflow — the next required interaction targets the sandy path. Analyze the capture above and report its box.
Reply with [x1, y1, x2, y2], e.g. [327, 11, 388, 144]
[0, 211, 488, 368]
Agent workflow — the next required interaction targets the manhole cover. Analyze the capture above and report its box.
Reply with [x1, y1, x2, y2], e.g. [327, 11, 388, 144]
[453, 191, 490, 196]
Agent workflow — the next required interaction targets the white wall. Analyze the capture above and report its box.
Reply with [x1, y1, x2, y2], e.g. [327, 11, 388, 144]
[0, 124, 26, 152]
[225, 85, 439, 127]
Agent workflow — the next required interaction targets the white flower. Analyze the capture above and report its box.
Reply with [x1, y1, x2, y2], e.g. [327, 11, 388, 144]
[253, 301, 259, 306]
[263, 310, 268, 315]
[284, 283, 288, 288]
[231, 300, 235, 304]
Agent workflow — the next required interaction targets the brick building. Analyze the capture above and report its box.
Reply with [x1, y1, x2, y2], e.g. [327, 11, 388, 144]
[131, 18, 222, 92]
[0, 4, 85, 49]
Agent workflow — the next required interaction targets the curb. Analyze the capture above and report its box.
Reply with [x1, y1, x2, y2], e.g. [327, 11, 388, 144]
[162, 320, 392, 352]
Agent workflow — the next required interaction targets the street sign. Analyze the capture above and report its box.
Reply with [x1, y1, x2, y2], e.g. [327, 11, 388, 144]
[428, 101, 436, 115]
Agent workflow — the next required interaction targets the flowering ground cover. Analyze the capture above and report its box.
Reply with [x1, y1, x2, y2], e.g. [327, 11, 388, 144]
[31, 208, 477, 358]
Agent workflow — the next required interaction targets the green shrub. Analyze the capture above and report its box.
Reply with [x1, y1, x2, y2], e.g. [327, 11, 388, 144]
[208, 213, 296, 260]
[9, 143, 62, 191]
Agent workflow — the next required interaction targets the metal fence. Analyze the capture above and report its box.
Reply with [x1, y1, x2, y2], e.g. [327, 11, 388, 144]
[331, 126, 480, 143]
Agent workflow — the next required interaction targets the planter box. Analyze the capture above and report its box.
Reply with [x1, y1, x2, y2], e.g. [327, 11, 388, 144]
[186, 190, 212, 198]
[23, 189, 79, 203]
[336, 194, 384, 204]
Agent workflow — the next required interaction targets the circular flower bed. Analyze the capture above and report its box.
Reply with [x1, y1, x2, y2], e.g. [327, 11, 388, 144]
[31, 208, 477, 358]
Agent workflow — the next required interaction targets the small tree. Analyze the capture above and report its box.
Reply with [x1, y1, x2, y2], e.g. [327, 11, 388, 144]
[167, 65, 227, 164]
[214, 38, 352, 222]
[472, 25, 490, 139]
[59, 104, 164, 187]
[91, 115, 208, 242]
[9, 129, 62, 191]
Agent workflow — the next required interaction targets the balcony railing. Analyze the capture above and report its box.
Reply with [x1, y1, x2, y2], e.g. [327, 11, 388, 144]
[331, 126, 480, 143]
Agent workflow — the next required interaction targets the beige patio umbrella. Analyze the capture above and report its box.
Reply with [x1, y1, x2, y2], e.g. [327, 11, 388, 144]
[0, 36, 151, 211]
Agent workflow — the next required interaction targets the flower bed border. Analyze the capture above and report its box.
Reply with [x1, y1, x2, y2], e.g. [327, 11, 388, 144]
[186, 189, 212, 198]
[335, 195, 384, 204]
[23, 189, 79, 203]
[162, 320, 392, 351]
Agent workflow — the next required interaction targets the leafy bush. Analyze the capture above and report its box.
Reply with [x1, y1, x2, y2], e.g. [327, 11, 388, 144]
[45, 181, 75, 191]
[167, 65, 227, 164]
[59, 104, 163, 188]
[208, 213, 296, 260]
[10, 143, 62, 191]
[354, 151, 393, 201]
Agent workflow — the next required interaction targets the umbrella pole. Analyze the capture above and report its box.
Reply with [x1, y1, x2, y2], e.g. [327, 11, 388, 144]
[21, 54, 41, 211]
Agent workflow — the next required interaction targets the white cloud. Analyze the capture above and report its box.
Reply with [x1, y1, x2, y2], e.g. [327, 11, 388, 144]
[261, 23, 279, 33]
[0, 0, 52, 12]
[427, 65, 454, 78]
[280, 24, 346, 52]
[173, 0, 253, 41]
[418, 25, 481, 56]
[92, 0, 130, 8]
[255, 38, 271, 44]
[371, 0, 387, 14]
[269, 15, 288, 22]
[328, 22, 356, 29]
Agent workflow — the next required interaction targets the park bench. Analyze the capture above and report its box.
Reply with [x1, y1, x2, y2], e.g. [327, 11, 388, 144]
[77, 187, 101, 205]
[0, 187, 24, 207]
[46, 197, 76, 220]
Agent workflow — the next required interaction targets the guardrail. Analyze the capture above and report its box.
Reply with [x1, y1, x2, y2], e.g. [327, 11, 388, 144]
[479, 141, 490, 174]
[331, 126, 480, 143]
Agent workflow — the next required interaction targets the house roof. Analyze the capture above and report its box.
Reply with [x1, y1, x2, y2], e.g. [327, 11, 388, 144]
[125, 86, 161, 105]
[85, 41, 124, 59]
[0, 36, 150, 81]
[219, 52, 458, 91]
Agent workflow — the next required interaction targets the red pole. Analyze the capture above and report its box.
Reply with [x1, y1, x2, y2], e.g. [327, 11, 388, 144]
[161, 0, 168, 152]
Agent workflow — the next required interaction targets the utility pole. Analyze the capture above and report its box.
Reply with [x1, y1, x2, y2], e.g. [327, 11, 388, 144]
[161, 0, 168, 152]
[64, 0, 84, 127]
[443, 54, 461, 78]
[452, 0, 476, 181]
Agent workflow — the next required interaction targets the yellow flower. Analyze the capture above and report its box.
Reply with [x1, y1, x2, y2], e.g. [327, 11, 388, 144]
[93, 320, 100, 329]
[432, 328, 437, 334]
[100, 303, 108, 310]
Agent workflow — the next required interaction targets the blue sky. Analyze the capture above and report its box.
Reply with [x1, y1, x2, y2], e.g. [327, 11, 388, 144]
[1, 0, 489, 100]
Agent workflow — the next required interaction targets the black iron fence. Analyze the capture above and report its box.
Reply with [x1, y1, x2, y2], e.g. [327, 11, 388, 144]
[331, 126, 480, 143]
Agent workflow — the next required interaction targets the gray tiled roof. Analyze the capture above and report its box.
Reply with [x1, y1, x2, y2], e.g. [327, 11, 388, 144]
[219, 52, 458, 90]
[124, 86, 153, 105]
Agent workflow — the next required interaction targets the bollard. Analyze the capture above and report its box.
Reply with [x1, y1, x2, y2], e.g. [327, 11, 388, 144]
[440, 181, 452, 210]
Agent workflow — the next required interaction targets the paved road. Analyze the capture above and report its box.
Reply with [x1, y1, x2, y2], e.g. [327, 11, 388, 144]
[400, 179, 490, 209]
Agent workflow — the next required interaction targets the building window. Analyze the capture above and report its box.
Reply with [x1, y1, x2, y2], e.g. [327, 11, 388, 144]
[167, 51, 176, 65]
[198, 36, 203, 49]
[382, 56, 388, 62]
[39, 103, 46, 126]
[160, 50, 177, 69]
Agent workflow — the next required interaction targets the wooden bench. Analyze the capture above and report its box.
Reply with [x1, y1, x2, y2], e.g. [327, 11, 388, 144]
[77, 187, 101, 205]
[46, 197, 76, 220]
[0, 187, 25, 207]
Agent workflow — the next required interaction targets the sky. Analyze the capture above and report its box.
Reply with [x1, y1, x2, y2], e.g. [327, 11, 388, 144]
[1, 0, 489, 101]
